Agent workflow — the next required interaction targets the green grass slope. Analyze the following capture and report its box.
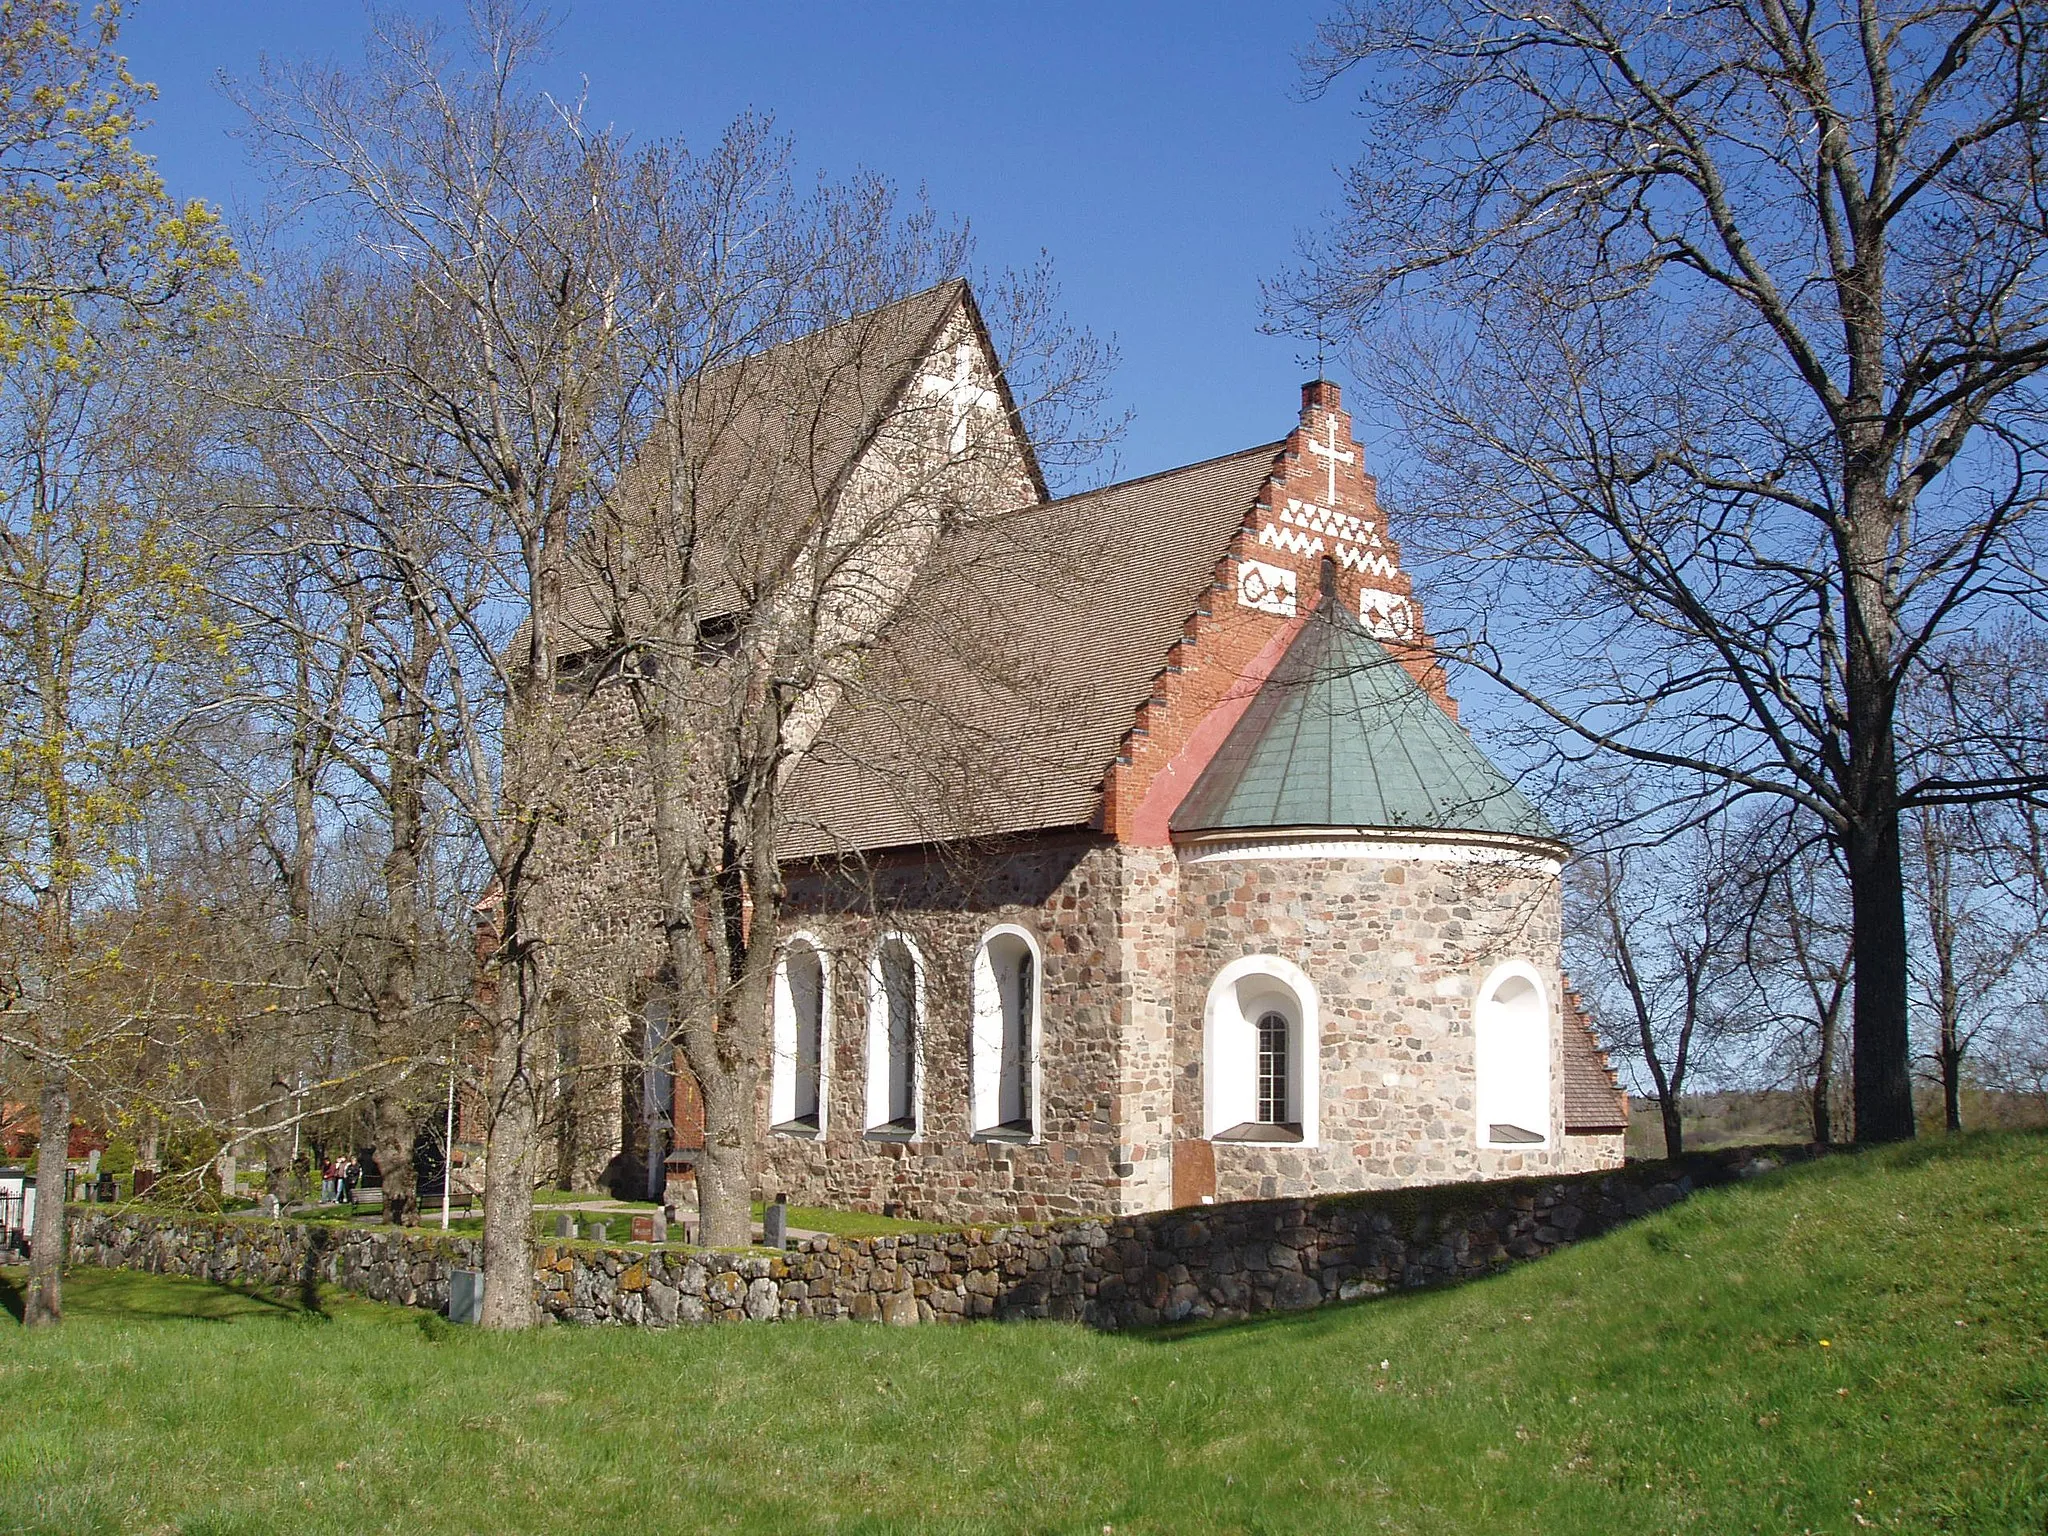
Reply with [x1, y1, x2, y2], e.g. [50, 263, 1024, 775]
[2, 1133, 2043, 1535]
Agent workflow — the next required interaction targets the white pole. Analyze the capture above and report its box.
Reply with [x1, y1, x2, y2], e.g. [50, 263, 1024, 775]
[440, 1051, 456, 1231]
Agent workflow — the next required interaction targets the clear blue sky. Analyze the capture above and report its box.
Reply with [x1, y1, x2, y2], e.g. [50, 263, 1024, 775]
[123, 1, 1372, 487]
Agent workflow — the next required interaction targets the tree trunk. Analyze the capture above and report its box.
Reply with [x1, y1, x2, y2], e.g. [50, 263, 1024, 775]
[695, 1068, 755, 1249]
[1845, 805, 1917, 1142]
[25, 1076, 68, 1327]
[479, 987, 540, 1330]
[1840, 468, 1917, 1145]
[1657, 1094, 1684, 1159]
[1940, 1027, 1964, 1134]
[1812, 1000, 1837, 1145]
[263, 1124, 295, 1205]
[371, 1094, 418, 1227]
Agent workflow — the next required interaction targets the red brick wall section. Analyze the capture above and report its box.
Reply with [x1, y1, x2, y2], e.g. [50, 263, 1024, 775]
[1103, 381, 1457, 846]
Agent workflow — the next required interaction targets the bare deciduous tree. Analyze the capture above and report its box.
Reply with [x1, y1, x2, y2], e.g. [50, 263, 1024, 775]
[234, 1, 634, 1325]
[1289, 0, 2048, 1144]
[1568, 813, 1770, 1155]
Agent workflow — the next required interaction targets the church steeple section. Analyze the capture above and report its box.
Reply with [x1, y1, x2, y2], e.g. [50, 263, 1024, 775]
[1235, 380, 1450, 709]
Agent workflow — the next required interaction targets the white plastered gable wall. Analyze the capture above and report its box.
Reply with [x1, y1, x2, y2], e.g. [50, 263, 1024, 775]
[777, 303, 1041, 771]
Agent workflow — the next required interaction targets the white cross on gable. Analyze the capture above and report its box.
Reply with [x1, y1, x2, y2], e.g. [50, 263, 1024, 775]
[1306, 414, 1355, 505]
[919, 341, 999, 456]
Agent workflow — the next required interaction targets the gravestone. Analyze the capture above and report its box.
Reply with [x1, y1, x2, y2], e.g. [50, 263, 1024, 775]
[651, 1209, 668, 1244]
[763, 1193, 789, 1251]
[630, 1214, 654, 1243]
[554, 1213, 574, 1239]
[448, 1269, 485, 1325]
[588, 1219, 609, 1244]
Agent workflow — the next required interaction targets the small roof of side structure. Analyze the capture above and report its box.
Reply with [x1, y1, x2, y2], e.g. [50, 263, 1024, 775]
[1561, 996, 1632, 1133]
[1169, 573, 1560, 845]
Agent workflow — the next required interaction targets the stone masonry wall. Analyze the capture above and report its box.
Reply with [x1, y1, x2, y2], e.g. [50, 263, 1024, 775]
[62, 1146, 1811, 1332]
[763, 834, 1138, 1225]
[1173, 845, 1589, 1202]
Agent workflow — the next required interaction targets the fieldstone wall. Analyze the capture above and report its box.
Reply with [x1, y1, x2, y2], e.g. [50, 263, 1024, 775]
[764, 834, 1140, 1225]
[1173, 844, 1595, 1202]
[61, 1146, 1810, 1331]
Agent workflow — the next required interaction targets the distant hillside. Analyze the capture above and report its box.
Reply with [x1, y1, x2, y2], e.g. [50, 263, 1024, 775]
[1624, 1086, 2048, 1156]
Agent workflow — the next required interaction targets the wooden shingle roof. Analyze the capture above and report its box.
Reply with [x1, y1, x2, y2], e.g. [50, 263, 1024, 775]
[781, 443, 1284, 858]
[1562, 989, 1631, 1133]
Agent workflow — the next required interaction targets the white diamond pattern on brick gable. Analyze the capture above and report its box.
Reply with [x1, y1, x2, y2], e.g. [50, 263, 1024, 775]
[1236, 558, 1298, 617]
[1357, 586, 1416, 641]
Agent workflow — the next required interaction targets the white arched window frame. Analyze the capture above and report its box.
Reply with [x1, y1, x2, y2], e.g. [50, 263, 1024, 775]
[1474, 960, 1551, 1148]
[1202, 954, 1320, 1146]
[970, 925, 1042, 1141]
[770, 934, 831, 1137]
[864, 933, 924, 1136]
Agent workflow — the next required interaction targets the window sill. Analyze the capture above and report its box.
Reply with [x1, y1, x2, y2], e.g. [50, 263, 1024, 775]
[1212, 1121, 1305, 1145]
[863, 1123, 917, 1143]
[972, 1124, 1035, 1145]
[1484, 1123, 1547, 1146]
[772, 1120, 822, 1140]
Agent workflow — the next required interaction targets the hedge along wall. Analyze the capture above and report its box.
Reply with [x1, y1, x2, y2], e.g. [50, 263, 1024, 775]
[62, 1146, 1814, 1331]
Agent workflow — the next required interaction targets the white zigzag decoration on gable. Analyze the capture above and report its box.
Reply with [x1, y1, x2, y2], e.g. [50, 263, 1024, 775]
[1280, 497, 1377, 547]
[1257, 510, 1401, 578]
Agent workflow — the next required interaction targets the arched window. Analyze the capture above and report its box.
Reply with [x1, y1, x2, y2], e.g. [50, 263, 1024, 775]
[1203, 955, 1319, 1145]
[1476, 963, 1550, 1147]
[971, 926, 1040, 1140]
[770, 938, 829, 1136]
[865, 935, 922, 1135]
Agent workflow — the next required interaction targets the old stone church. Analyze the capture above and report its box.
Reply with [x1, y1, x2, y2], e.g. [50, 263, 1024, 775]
[541, 279, 1626, 1225]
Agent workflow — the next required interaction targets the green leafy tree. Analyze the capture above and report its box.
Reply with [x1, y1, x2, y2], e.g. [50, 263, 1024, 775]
[0, 0, 237, 1328]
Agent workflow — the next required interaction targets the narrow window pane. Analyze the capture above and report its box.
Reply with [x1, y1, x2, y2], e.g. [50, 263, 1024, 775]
[885, 942, 916, 1126]
[1257, 1010, 1289, 1125]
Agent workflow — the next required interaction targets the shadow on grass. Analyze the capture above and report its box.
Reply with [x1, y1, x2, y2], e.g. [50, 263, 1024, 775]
[0, 1265, 325, 1326]
[300, 1225, 333, 1318]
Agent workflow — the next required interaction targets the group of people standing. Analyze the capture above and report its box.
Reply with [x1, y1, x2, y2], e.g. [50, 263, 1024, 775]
[319, 1155, 361, 1204]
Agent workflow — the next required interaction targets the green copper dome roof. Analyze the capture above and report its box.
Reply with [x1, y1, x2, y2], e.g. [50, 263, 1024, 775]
[1169, 588, 1559, 843]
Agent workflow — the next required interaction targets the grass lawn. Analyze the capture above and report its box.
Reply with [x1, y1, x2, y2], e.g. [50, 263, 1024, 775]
[752, 1201, 956, 1238]
[2, 1132, 2043, 1535]
[285, 1199, 944, 1244]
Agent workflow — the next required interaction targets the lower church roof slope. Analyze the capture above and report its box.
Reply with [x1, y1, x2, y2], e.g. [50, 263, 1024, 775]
[1170, 572, 1560, 845]
[781, 443, 1283, 859]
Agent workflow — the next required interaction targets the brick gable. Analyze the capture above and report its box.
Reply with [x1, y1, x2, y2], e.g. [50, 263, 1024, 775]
[1102, 381, 1456, 846]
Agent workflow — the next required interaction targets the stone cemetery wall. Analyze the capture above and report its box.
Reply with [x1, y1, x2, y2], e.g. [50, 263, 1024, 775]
[62, 1146, 1813, 1331]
